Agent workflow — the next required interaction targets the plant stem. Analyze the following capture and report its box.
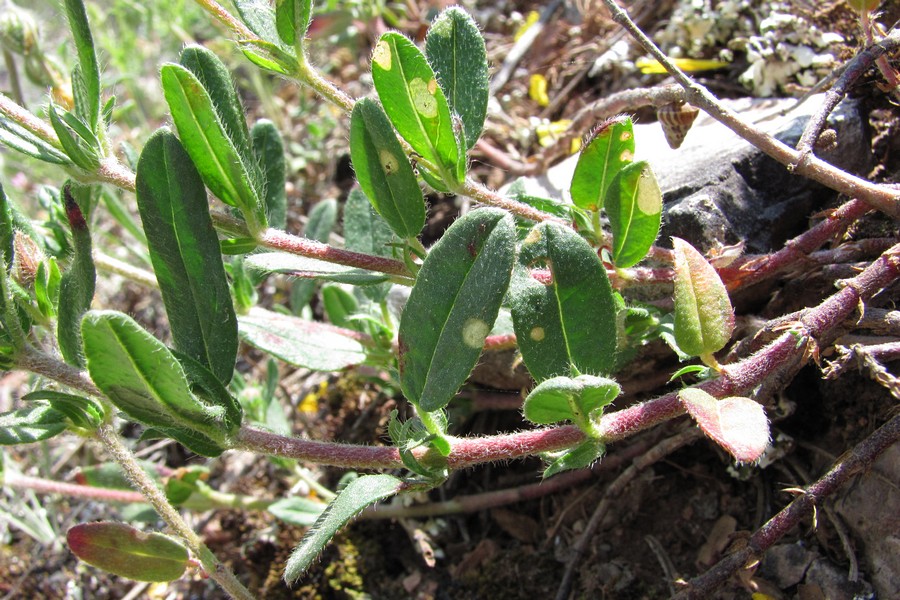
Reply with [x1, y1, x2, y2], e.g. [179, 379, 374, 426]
[191, 0, 257, 40]
[600, 0, 900, 218]
[3, 50, 24, 106]
[95, 423, 254, 600]
[673, 412, 900, 599]
[0, 92, 63, 150]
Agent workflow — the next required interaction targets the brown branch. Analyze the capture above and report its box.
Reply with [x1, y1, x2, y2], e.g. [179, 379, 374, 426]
[673, 413, 900, 599]
[600, 0, 900, 218]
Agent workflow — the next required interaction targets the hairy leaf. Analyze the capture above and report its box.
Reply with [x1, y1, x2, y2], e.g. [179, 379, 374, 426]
[570, 116, 634, 212]
[371, 32, 462, 187]
[604, 160, 662, 267]
[509, 223, 617, 381]
[0, 404, 67, 445]
[63, 0, 101, 130]
[399, 209, 515, 412]
[67, 522, 189, 582]
[239, 307, 367, 371]
[350, 98, 425, 239]
[57, 183, 95, 368]
[251, 120, 287, 230]
[672, 237, 734, 358]
[425, 7, 489, 149]
[135, 128, 238, 385]
[679, 388, 770, 463]
[284, 474, 405, 584]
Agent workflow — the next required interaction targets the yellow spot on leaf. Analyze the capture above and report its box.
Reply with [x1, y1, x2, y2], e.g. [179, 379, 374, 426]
[620, 131, 632, 142]
[379, 149, 399, 174]
[373, 40, 391, 70]
[409, 78, 438, 118]
[524, 227, 543, 246]
[428, 78, 438, 94]
[462, 318, 490, 349]
[530, 327, 545, 342]
[620, 149, 634, 162]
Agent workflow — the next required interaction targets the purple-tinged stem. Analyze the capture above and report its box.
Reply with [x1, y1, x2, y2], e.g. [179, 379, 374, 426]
[4, 473, 145, 503]
[673, 412, 900, 599]
[234, 243, 900, 469]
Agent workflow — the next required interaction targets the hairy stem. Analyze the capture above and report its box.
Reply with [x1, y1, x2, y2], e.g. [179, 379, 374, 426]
[95, 423, 254, 600]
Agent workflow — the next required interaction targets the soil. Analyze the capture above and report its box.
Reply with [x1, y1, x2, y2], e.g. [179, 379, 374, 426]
[2, 1, 899, 599]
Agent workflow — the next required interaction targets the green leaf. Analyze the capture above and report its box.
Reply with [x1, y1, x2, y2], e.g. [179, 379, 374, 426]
[57, 183, 95, 368]
[371, 32, 462, 187]
[246, 252, 390, 285]
[399, 208, 515, 412]
[509, 222, 618, 381]
[172, 351, 243, 434]
[239, 307, 367, 371]
[48, 104, 100, 170]
[22, 390, 104, 430]
[233, 0, 283, 45]
[679, 388, 770, 463]
[75, 461, 162, 490]
[671, 237, 734, 359]
[251, 120, 287, 230]
[0, 404, 67, 445]
[135, 128, 238, 385]
[269, 496, 327, 526]
[81, 310, 232, 456]
[543, 439, 604, 478]
[523, 375, 620, 429]
[0, 116, 72, 165]
[179, 46, 254, 168]
[425, 7, 489, 149]
[67, 522, 189, 583]
[343, 187, 396, 302]
[34, 258, 61, 318]
[322, 284, 358, 329]
[570, 116, 634, 212]
[604, 160, 662, 267]
[284, 474, 405, 584]
[350, 98, 425, 239]
[0, 183, 14, 271]
[160, 63, 267, 234]
[63, 0, 101, 131]
[275, 0, 313, 46]
[239, 39, 299, 75]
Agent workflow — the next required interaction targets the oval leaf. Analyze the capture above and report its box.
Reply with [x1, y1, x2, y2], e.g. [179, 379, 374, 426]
[268, 497, 326, 527]
[136, 128, 238, 385]
[343, 187, 397, 302]
[67, 522, 189, 583]
[350, 98, 425, 239]
[679, 388, 770, 463]
[239, 307, 367, 371]
[510, 223, 618, 381]
[672, 237, 735, 358]
[570, 116, 634, 212]
[82, 310, 232, 456]
[543, 439, 605, 479]
[425, 7, 489, 149]
[160, 64, 266, 234]
[57, 183, 95, 368]
[398, 208, 516, 412]
[371, 32, 461, 187]
[604, 160, 662, 267]
[0, 404, 67, 445]
[284, 474, 404, 584]
[251, 119, 287, 230]
[523, 375, 620, 427]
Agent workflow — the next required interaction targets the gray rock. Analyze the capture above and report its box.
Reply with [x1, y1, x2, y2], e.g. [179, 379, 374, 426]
[517, 95, 870, 253]
[758, 542, 816, 588]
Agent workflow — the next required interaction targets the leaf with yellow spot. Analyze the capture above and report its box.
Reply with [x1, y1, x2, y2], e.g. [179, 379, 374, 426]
[371, 32, 462, 188]
[509, 222, 618, 382]
[349, 98, 425, 239]
[604, 160, 662, 267]
[399, 209, 516, 412]
[570, 115, 635, 212]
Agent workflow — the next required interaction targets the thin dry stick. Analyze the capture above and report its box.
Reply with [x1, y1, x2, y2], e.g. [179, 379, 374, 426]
[600, 0, 900, 218]
[672, 413, 900, 599]
[795, 30, 900, 163]
[555, 427, 702, 600]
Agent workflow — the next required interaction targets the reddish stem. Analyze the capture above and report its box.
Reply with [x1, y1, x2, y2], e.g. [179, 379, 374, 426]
[674, 412, 900, 599]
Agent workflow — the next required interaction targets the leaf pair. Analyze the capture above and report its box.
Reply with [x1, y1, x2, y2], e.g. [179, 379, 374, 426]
[161, 46, 270, 235]
[82, 311, 242, 457]
[570, 117, 663, 268]
[351, 7, 488, 237]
